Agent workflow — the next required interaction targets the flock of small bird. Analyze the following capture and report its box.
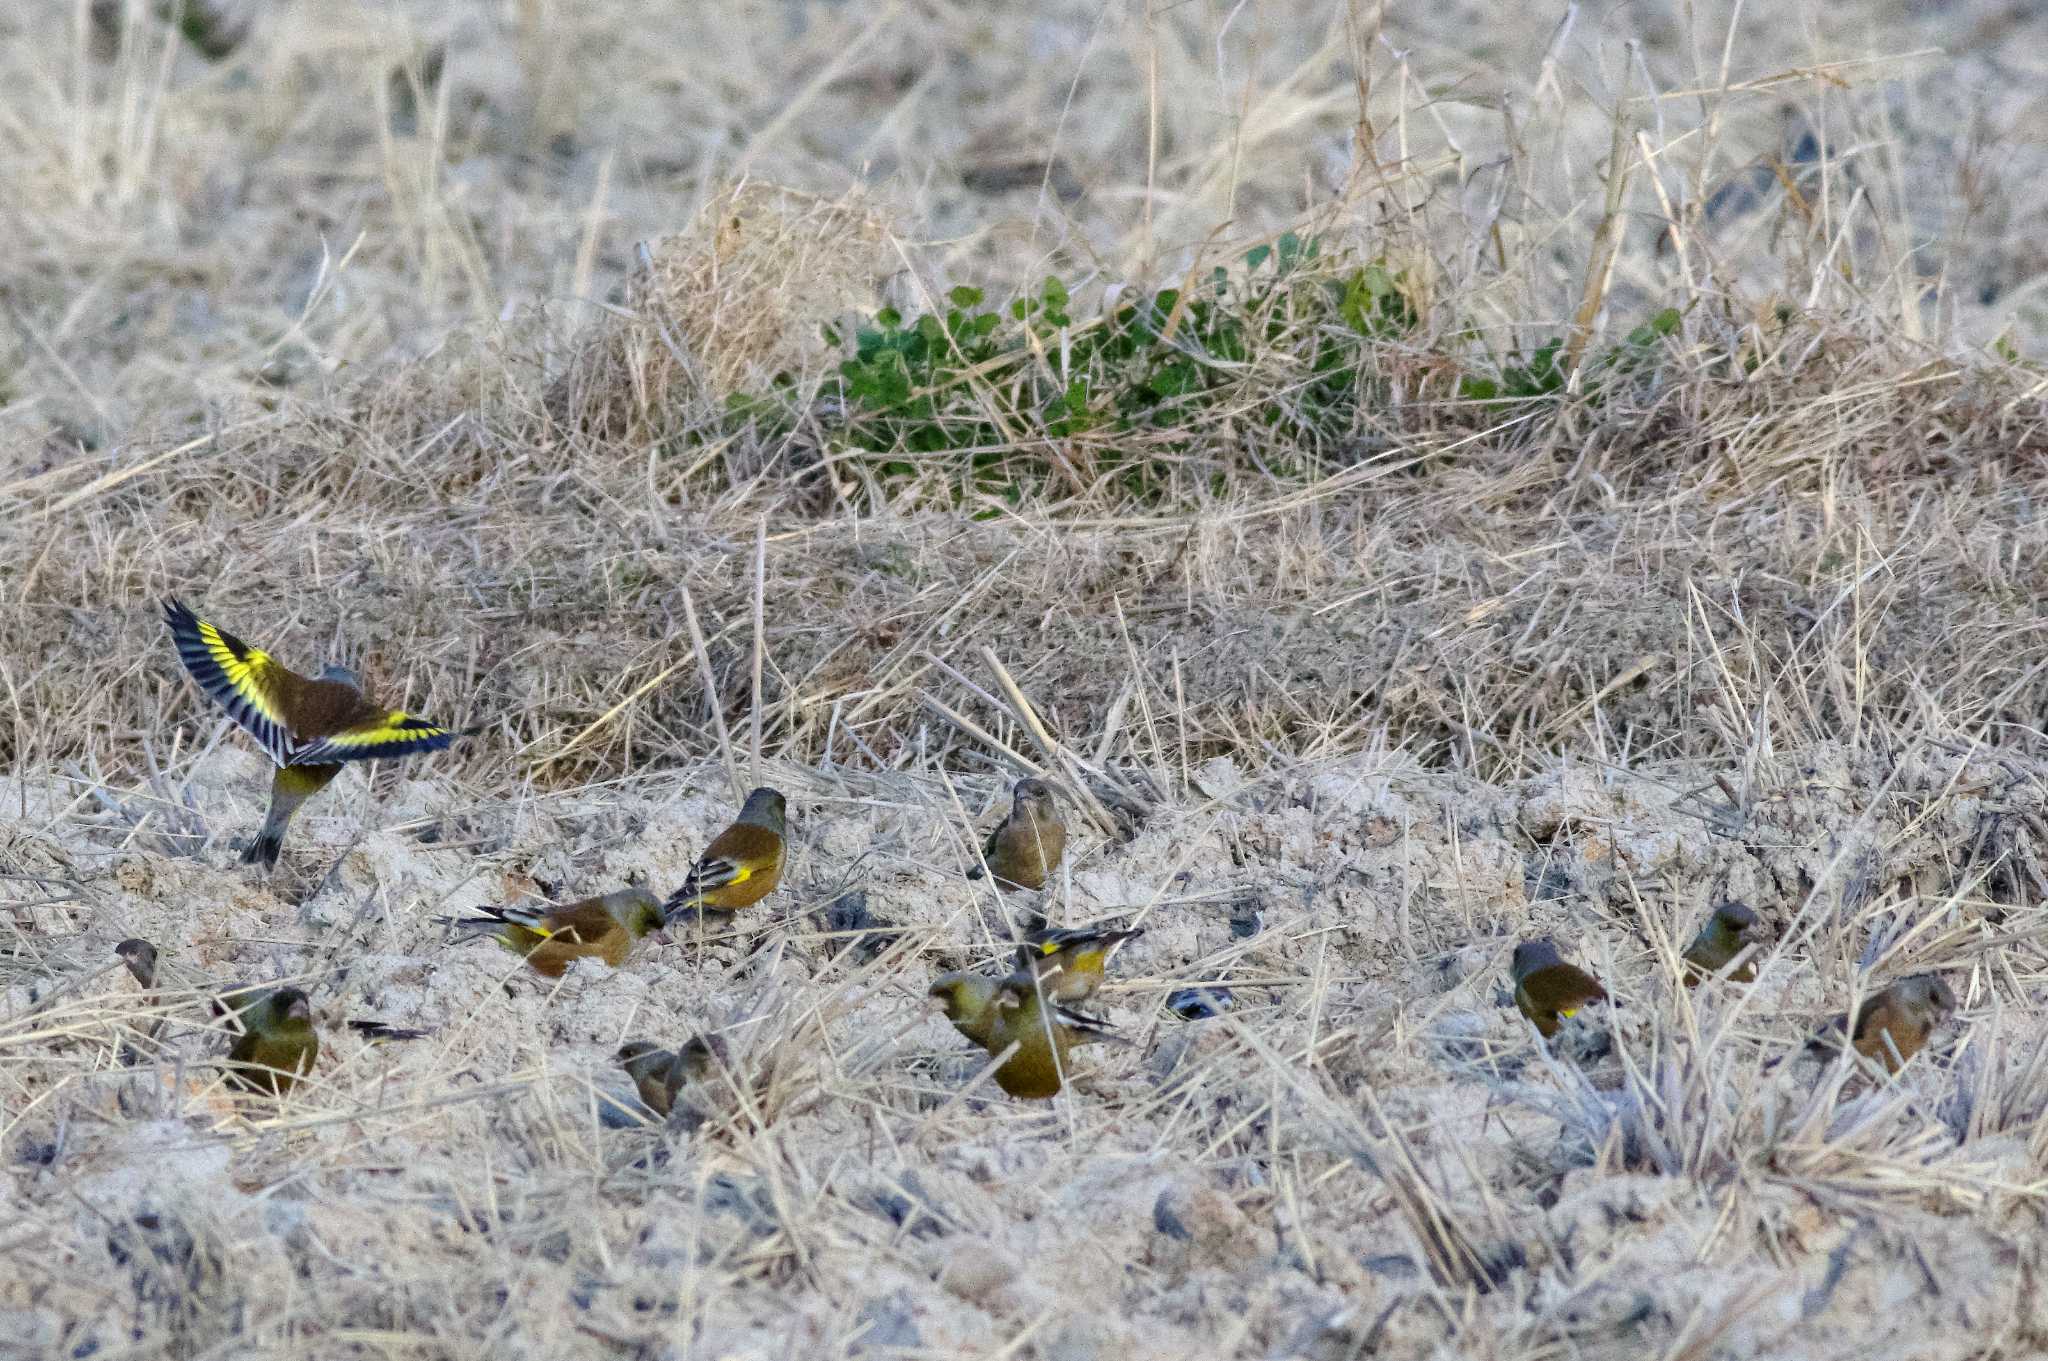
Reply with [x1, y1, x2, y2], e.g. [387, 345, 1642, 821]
[122, 599, 1960, 1110]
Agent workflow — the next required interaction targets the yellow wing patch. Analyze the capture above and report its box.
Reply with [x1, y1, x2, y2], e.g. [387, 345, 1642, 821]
[291, 713, 460, 766]
[163, 598, 296, 766]
[1558, 1006, 1578, 1020]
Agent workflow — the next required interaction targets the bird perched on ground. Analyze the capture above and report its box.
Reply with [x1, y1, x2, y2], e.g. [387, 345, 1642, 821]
[1511, 939, 1609, 1039]
[441, 888, 666, 978]
[161, 598, 470, 872]
[616, 1035, 731, 1119]
[1681, 901, 1763, 984]
[930, 970, 1120, 1099]
[215, 987, 319, 1096]
[1014, 925, 1142, 1004]
[1807, 974, 1957, 1074]
[968, 778, 1065, 892]
[662, 787, 788, 921]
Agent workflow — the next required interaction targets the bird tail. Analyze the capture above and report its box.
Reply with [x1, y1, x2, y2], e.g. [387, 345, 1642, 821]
[240, 812, 290, 870]
[1056, 1005, 1127, 1046]
[436, 905, 534, 937]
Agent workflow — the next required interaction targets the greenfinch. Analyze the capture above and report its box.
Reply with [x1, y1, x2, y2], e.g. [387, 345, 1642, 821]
[1013, 926, 1142, 1004]
[1681, 902, 1762, 985]
[930, 970, 1118, 1099]
[616, 1034, 731, 1118]
[216, 986, 319, 1096]
[442, 888, 665, 978]
[1808, 974, 1957, 1074]
[162, 598, 470, 871]
[1510, 939, 1608, 1039]
[663, 787, 788, 920]
[968, 778, 1065, 892]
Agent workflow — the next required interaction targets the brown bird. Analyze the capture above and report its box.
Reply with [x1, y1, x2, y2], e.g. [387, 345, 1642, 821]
[1013, 926, 1143, 1004]
[930, 970, 1119, 1099]
[216, 986, 320, 1097]
[1681, 902, 1763, 985]
[616, 1034, 731, 1119]
[441, 888, 666, 978]
[1808, 974, 1957, 1074]
[162, 598, 470, 871]
[662, 787, 789, 921]
[969, 778, 1066, 892]
[1511, 939, 1609, 1039]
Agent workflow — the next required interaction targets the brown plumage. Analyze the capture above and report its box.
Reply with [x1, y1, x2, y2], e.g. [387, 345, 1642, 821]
[969, 778, 1065, 892]
[1013, 926, 1142, 1004]
[663, 787, 788, 919]
[442, 888, 665, 978]
[1511, 939, 1608, 1038]
[1808, 974, 1957, 1074]
[616, 1034, 731, 1118]
[930, 970, 1119, 1099]
[161, 598, 470, 871]
[1681, 901, 1762, 985]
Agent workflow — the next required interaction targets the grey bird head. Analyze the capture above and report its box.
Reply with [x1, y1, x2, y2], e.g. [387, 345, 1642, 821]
[738, 786, 787, 833]
[318, 663, 362, 690]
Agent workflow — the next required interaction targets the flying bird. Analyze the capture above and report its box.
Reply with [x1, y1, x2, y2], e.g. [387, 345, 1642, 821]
[161, 598, 469, 871]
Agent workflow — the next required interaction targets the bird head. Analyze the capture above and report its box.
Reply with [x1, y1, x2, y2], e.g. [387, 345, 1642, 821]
[740, 786, 788, 834]
[616, 1040, 667, 1068]
[114, 938, 158, 986]
[273, 989, 314, 1027]
[928, 972, 997, 1023]
[1711, 901, 1760, 939]
[1898, 974, 1958, 1021]
[608, 888, 667, 936]
[317, 663, 363, 690]
[1510, 939, 1566, 983]
[1013, 777, 1056, 812]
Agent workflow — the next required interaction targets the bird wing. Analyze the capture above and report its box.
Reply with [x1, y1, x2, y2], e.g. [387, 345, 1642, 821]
[462, 901, 609, 943]
[163, 598, 304, 767]
[290, 712, 463, 765]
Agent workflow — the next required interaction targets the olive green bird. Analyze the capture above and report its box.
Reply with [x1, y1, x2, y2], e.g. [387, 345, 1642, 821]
[662, 787, 788, 921]
[930, 970, 1119, 1099]
[215, 986, 319, 1097]
[1013, 925, 1143, 1004]
[616, 1034, 731, 1119]
[969, 778, 1065, 892]
[1511, 939, 1608, 1039]
[441, 888, 665, 978]
[162, 598, 470, 872]
[1681, 902, 1763, 985]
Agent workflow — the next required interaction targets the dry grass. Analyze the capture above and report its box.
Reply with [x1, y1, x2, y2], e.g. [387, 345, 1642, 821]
[6, 1, 2048, 1357]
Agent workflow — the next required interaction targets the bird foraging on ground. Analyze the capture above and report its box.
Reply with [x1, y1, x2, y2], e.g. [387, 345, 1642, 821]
[969, 778, 1065, 892]
[1807, 974, 1957, 1074]
[1511, 939, 1608, 1039]
[616, 1034, 731, 1119]
[1014, 925, 1142, 1004]
[930, 970, 1120, 1099]
[441, 888, 665, 978]
[1681, 901, 1764, 985]
[161, 598, 470, 872]
[215, 986, 319, 1096]
[662, 787, 788, 921]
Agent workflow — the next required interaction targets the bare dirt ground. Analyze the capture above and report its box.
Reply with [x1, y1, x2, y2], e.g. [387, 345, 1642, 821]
[6, 2, 2048, 1358]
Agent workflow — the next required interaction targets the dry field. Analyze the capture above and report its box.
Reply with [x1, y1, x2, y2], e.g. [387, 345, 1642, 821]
[6, 1, 2048, 1358]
